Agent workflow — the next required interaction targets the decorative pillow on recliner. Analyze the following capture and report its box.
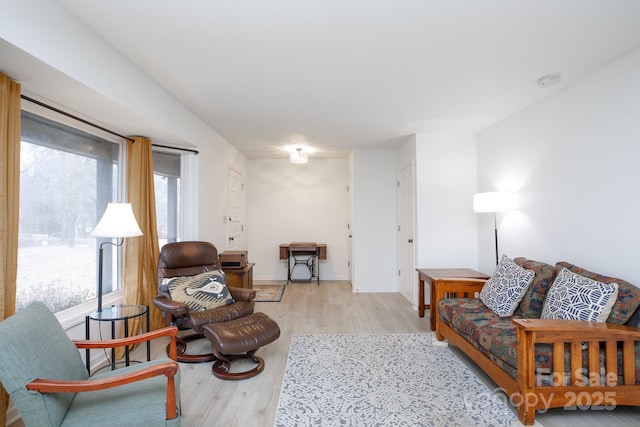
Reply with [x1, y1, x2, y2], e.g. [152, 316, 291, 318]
[480, 255, 535, 317]
[164, 270, 235, 311]
[541, 267, 618, 322]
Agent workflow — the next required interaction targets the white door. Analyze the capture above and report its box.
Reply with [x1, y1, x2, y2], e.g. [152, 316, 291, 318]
[227, 167, 243, 250]
[398, 163, 415, 305]
[347, 180, 353, 285]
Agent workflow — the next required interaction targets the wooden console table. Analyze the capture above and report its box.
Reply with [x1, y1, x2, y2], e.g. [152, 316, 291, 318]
[279, 242, 327, 284]
[416, 268, 489, 331]
[222, 263, 254, 289]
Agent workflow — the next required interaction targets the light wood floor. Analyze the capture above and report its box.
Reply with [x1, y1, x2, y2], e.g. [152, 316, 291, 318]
[166, 281, 429, 427]
[156, 281, 639, 427]
[10, 281, 639, 426]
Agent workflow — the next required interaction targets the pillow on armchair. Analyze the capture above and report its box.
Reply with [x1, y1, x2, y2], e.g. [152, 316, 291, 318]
[164, 270, 235, 311]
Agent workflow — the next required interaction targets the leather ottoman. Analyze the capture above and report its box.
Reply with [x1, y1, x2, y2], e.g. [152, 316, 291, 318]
[202, 312, 280, 380]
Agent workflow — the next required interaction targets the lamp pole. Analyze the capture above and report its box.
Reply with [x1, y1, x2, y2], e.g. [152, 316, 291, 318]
[96, 239, 124, 312]
[493, 211, 499, 266]
[97, 243, 104, 312]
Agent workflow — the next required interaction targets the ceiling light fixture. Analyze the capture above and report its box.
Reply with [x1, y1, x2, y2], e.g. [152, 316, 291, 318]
[290, 147, 308, 164]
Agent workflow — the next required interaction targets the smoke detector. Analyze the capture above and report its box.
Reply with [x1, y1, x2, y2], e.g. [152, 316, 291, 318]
[537, 73, 562, 87]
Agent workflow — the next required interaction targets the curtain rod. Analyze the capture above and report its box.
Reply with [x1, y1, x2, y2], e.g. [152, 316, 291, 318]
[21, 94, 199, 155]
[21, 94, 135, 142]
[152, 142, 199, 155]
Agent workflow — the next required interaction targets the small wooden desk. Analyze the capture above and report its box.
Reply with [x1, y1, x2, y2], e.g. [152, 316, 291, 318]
[279, 243, 327, 260]
[279, 243, 327, 284]
[416, 268, 489, 331]
[222, 263, 254, 289]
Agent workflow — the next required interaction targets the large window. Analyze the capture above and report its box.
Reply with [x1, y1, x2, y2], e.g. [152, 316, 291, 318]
[17, 111, 122, 313]
[153, 151, 181, 248]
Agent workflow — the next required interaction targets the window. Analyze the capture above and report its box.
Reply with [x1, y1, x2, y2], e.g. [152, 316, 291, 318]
[153, 150, 181, 248]
[17, 110, 123, 313]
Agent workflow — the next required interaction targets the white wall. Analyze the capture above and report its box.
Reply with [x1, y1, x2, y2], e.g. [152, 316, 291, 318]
[477, 48, 640, 284]
[397, 133, 479, 304]
[197, 146, 248, 250]
[398, 136, 416, 174]
[415, 133, 479, 271]
[247, 158, 349, 281]
[0, 2, 248, 401]
[351, 149, 398, 292]
[0, 0, 247, 249]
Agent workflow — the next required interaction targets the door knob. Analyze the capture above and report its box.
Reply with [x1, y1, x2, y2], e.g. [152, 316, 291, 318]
[408, 238, 413, 243]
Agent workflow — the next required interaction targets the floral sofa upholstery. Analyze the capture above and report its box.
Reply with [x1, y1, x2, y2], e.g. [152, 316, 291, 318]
[436, 257, 640, 426]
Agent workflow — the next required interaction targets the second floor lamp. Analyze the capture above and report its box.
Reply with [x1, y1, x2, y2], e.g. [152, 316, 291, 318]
[473, 192, 515, 266]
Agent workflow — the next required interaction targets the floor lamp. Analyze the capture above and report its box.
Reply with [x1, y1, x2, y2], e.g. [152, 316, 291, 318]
[90, 203, 143, 312]
[473, 192, 515, 266]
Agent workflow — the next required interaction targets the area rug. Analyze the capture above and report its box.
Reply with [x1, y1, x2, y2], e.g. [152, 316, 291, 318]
[274, 333, 518, 427]
[253, 284, 286, 302]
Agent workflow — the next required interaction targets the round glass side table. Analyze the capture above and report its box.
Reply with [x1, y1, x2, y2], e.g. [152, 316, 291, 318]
[85, 305, 150, 374]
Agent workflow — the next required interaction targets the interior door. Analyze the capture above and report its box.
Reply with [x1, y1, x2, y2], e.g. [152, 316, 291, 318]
[347, 165, 353, 285]
[227, 167, 243, 250]
[398, 163, 415, 305]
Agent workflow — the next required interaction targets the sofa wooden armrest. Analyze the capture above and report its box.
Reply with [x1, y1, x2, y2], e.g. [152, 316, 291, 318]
[434, 278, 487, 340]
[513, 318, 640, 425]
[513, 318, 640, 339]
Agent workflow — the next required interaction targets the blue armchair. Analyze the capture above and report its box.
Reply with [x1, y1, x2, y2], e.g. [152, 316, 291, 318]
[0, 302, 181, 426]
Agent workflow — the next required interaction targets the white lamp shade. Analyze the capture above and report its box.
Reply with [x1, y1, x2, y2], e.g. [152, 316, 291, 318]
[91, 203, 143, 238]
[473, 192, 515, 213]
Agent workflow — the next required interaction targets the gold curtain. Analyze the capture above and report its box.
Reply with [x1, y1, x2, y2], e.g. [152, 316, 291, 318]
[0, 74, 21, 426]
[123, 136, 162, 342]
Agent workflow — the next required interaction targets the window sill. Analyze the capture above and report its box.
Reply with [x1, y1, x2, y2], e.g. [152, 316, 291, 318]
[56, 291, 123, 330]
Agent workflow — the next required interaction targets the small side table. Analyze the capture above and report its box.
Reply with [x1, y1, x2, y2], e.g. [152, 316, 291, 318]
[416, 268, 489, 331]
[222, 263, 255, 289]
[85, 305, 150, 374]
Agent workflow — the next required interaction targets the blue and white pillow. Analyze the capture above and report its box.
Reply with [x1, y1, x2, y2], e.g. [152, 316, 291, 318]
[480, 255, 535, 317]
[541, 267, 618, 322]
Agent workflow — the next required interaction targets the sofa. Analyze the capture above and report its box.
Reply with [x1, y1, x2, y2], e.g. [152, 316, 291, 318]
[435, 256, 640, 426]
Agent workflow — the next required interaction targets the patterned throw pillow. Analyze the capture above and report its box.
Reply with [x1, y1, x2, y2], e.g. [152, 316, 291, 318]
[164, 270, 234, 311]
[556, 261, 640, 324]
[541, 267, 618, 322]
[480, 255, 535, 317]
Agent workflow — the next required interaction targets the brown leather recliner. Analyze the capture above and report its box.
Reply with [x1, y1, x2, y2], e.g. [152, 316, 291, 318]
[154, 241, 256, 363]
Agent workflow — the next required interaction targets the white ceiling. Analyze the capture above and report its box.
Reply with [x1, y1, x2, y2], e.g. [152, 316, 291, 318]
[9, 1, 640, 158]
